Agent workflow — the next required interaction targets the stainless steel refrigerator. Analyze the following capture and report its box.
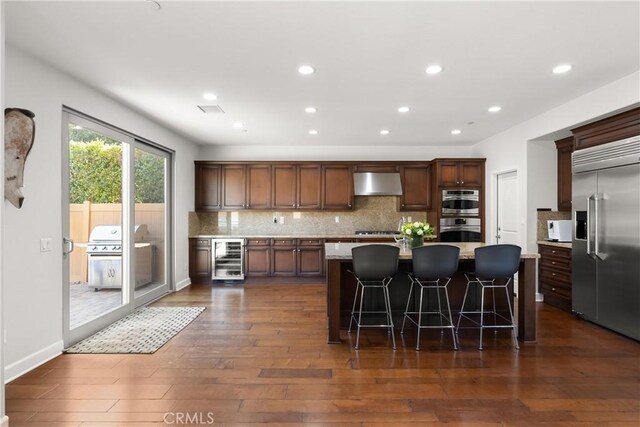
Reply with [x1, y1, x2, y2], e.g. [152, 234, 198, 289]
[572, 136, 640, 341]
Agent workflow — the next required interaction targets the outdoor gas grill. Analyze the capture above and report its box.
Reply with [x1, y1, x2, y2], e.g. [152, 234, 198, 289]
[86, 224, 152, 291]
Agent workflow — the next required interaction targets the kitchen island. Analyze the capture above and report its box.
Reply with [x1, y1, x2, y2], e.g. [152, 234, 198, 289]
[325, 242, 539, 344]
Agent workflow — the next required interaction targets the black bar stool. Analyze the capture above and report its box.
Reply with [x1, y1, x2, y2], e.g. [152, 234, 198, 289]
[401, 245, 460, 351]
[456, 244, 521, 350]
[348, 244, 400, 350]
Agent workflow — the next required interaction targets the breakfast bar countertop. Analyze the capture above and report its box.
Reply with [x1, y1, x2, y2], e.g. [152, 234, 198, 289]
[325, 242, 540, 259]
[537, 240, 572, 249]
[189, 232, 402, 239]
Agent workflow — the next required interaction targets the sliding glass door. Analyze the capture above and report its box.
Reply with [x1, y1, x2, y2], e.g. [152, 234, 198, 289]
[63, 110, 172, 346]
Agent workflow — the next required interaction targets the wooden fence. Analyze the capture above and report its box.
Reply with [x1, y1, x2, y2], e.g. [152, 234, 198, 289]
[69, 202, 166, 283]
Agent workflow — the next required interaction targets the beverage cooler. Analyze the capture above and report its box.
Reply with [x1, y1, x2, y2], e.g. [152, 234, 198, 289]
[212, 239, 245, 280]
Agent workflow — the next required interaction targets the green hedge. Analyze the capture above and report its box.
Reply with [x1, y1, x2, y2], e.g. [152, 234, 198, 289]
[69, 139, 164, 204]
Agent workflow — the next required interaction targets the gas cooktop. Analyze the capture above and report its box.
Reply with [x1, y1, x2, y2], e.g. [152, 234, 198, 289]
[354, 230, 400, 235]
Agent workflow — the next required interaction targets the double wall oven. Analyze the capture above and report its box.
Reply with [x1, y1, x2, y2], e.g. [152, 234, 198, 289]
[439, 189, 482, 242]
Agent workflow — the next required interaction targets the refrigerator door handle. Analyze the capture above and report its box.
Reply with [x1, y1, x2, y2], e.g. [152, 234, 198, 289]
[586, 194, 594, 257]
[594, 193, 604, 260]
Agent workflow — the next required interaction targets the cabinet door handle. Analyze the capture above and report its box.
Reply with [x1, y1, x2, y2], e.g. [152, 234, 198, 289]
[461, 181, 464, 184]
[552, 287, 556, 291]
[552, 273, 556, 277]
[552, 250, 556, 254]
[551, 261, 556, 265]
[292, 203, 295, 207]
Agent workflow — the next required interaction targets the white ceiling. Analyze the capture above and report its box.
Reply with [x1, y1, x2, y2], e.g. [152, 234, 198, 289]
[6, 1, 640, 147]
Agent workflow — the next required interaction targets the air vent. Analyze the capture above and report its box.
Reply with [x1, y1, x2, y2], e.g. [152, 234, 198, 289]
[197, 105, 225, 114]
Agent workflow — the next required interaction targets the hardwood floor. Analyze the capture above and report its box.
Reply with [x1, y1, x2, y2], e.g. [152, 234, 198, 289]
[7, 283, 640, 426]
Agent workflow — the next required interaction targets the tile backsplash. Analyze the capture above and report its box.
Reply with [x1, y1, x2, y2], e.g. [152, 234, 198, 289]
[537, 210, 571, 241]
[190, 196, 432, 236]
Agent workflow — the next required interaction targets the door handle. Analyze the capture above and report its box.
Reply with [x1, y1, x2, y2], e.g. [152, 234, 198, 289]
[586, 195, 594, 258]
[63, 237, 74, 256]
[594, 193, 603, 260]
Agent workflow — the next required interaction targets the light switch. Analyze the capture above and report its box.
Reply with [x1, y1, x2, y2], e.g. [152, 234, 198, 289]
[40, 238, 52, 252]
[335, 216, 340, 223]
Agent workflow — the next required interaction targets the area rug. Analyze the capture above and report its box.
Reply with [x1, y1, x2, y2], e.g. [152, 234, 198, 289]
[64, 306, 206, 354]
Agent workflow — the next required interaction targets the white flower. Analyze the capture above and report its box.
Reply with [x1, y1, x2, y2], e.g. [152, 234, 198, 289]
[405, 229, 412, 236]
[414, 222, 420, 227]
[417, 229, 423, 236]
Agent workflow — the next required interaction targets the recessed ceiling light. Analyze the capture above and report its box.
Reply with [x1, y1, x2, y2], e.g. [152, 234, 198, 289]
[305, 106, 317, 113]
[488, 106, 502, 113]
[397, 106, 411, 113]
[232, 122, 243, 128]
[380, 129, 390, 135]
[553, 64, 573, 74]
[425, 65, 443, 75]
[203, 93, 218, 101]
[298, 65, 315, 75]
[451, 129, 462, 135]
[308, 130, 319, 135]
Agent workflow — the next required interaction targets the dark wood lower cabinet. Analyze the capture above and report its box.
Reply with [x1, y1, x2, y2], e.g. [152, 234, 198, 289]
[297, 246, 324, 276]
[539, 244, 572, 312]
[271, 246, 297, 276]
[189, 238, 212, 282]
[245, 244, 271, 277]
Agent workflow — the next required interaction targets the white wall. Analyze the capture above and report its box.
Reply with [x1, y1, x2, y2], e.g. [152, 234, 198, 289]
[199, 144, 472, 161]
[3, 46, 199, 381]
[473, 71, 640, 256]
[0, 2, 6, 423]
[526, 140, 558, 251]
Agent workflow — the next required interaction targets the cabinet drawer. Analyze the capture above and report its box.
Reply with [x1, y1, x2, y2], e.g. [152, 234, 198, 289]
[192, 238, 211, 247]
[540, 255, 571, 272]
[325, 238, 356, 243]
[540, 266, 571, 287]
[540, 280, 571, 299]
[246, 238, 270, 247]
[272, 238, 295, 246]
[539, 245, 571, 260]
[297, 238, 324, 246]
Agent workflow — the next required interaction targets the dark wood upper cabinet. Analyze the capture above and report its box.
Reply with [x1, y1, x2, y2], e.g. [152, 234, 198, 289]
[399, 164, 431, 211]
[272, 165, 297, 209]
[271, 164, 321, 210]
[221, 165, 246, 209]
[195, 163, 221, 211]
[434, 159, 484, 188]
[354, 164, 399, 173]
[572, 107, 640, 151]
[438, 162, 460, 187]
[555, 137, 574, 212]
[297, 165, 322, 209]
[322, 165, 353, 210]
[246, 164, 271, 209]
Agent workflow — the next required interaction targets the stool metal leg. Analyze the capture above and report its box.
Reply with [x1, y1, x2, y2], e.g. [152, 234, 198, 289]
[456, 281, 471, 333]
[348, 281, 360, 334]
[383, 284, 396, 350]
[479, 283, 485, 351]
[443, 285, 458, 350]
[355, 283, 365, 350]
[416, 284, 425, 351]
[401, 279, 415, 334]
[436, 285, 444, 334]
[504, 284, 520, 350]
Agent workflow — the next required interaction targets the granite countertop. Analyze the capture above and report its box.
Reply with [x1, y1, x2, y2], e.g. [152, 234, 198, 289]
[190, 232, 402, 239]
[537, 240, 572, 249]
[325, 242, 540, 260]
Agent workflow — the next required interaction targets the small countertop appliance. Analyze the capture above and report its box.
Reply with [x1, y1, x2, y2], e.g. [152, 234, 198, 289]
[547, 220, 572, 242]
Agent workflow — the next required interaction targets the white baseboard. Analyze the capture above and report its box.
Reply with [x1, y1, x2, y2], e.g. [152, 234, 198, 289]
[536, 292, 544, 302]
[175, 278, 191, 291]
[1, 415, 9, 426]
[5, 340, 63, 384]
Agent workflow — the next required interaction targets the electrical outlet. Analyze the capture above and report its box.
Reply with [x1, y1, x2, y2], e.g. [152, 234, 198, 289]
[273, 216, 278, 224]
[40, 238, 52, 252]
[335, 216, 340, 223]
[279, 216, 285, 224]
[184, 263, 188, 273]
[407, 216, 412, 223]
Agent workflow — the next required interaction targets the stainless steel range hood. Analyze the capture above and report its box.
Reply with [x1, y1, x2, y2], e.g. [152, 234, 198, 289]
[353, 172, 403, 196]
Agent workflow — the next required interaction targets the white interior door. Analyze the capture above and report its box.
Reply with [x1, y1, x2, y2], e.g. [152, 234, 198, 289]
[497, 171, 519, 245]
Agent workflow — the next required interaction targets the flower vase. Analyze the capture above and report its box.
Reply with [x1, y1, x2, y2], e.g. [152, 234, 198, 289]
[410, 236, 424, 248]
